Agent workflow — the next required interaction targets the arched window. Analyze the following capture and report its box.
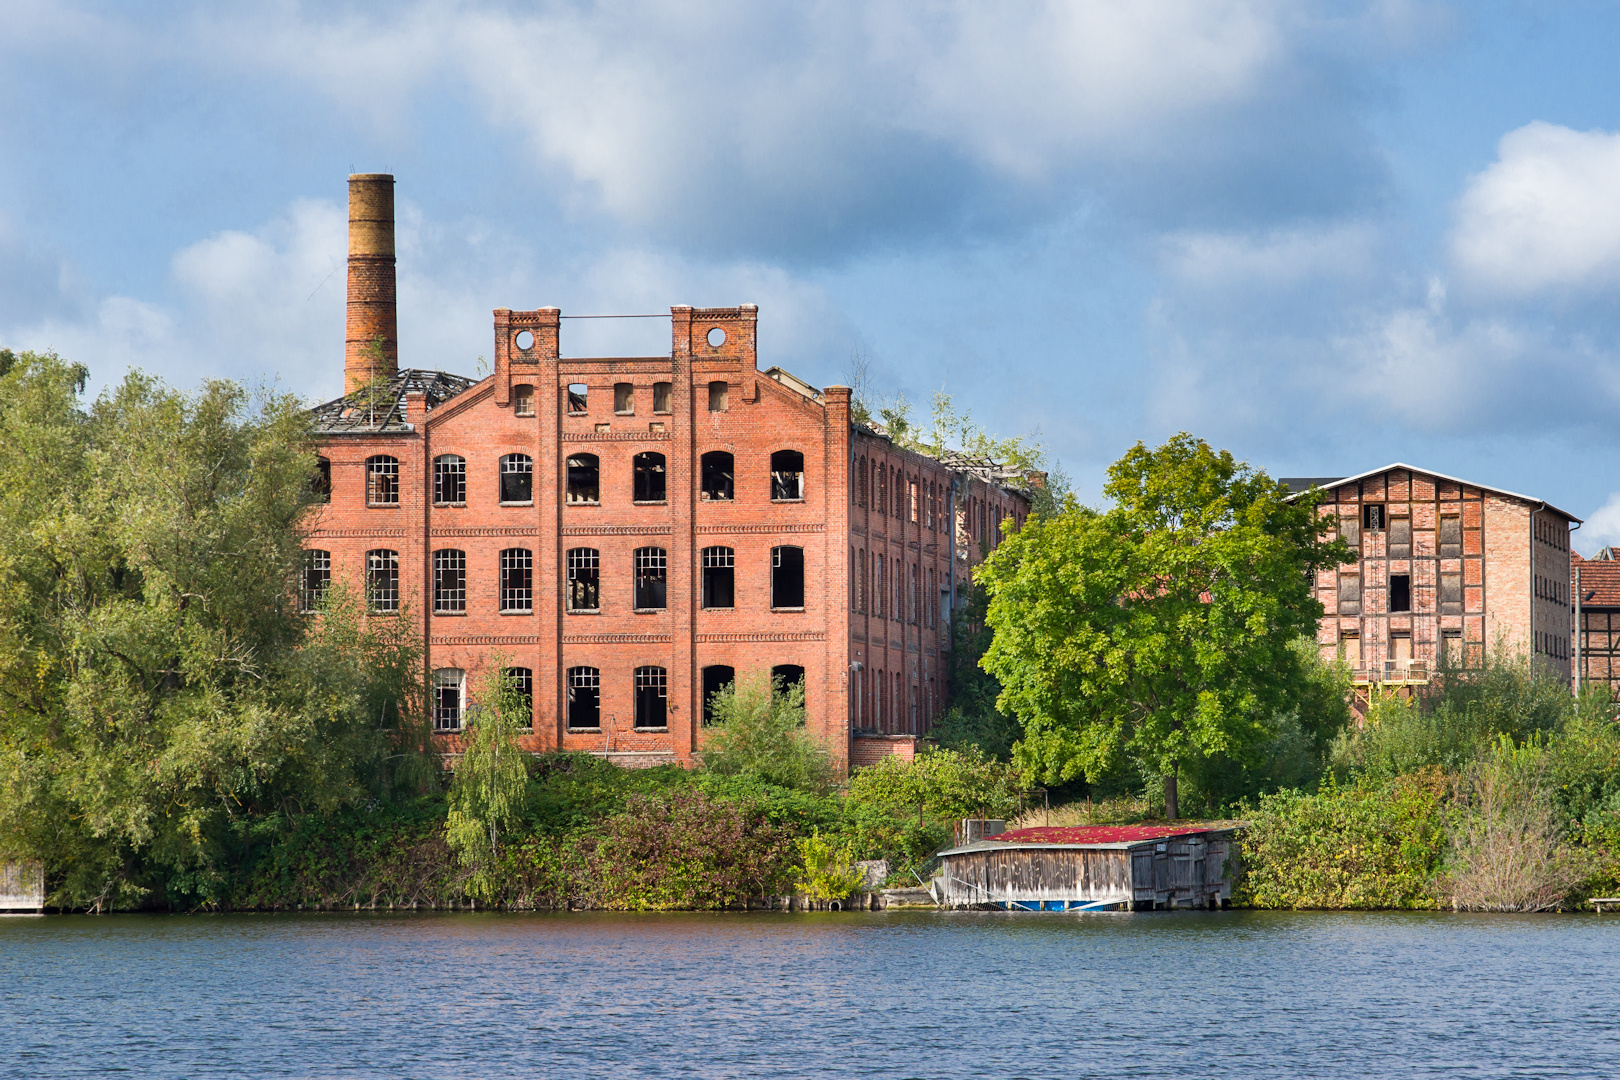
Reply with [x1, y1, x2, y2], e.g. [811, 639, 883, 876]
[857, 456, 867, 506]
[500, 548, 534, 612]
[633, 452, 667, 503]
[300, 550, 330, 612]
[634, 666, 668, 729]
[701, 451, 734, 501]
[876, 464, 887, 517]
[433, 455, 465, 505]
[433, 549, 466, 613]
[771, 665, 806, 714]
[366, 550, 398, 612]
[566, 667, 600, 729]
[512, 384, 535, 417]
[311, 457, 331, 503]
[500, 453, 533, 503]
[566, 548, 599, 612]
[707, 380, 729, 412]
[702, 546, 734, 609]
[634, 547, 667, 610]
[433, 668, 465, 731]
[772, 546, 805, 608]
[770, 450, 804, 501]
[505, 667, 534, 728]
[566, 454, 599, 504]
[701, 665, 735, 724]
[366, 456, 399, 506]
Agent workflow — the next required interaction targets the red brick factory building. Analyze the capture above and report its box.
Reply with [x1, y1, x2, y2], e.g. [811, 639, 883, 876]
[303, 174, 1034, 771]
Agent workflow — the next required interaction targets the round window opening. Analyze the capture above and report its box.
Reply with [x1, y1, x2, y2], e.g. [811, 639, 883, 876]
[707, 327, 726, 348]
[515, 330, 535, 350]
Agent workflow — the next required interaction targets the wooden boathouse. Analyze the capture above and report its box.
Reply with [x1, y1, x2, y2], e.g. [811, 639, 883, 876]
[936, 824, 1239, 911]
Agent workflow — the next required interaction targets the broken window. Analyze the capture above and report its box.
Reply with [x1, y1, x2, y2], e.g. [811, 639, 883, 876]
[1363, 503, 1385, 531]
[771, 450, 804, 501]
[433, 668, 465, 731]
[366, 549, 399, 612]
[633, 452, 666, 502]
[1390, 573, 1411, 612]
[634, 666, 668, 729]
[566, 667, 600, 729]
[311, 457, 331, 503]
[771, 665, 806, 711]
[909, 478, 919, 522]
[300, 549, 330, 612]
[1388, 516, 1412, 559]
[513, 384, 535, 417]
[700, 451, 734, 500]
[772, 545, 805, 608]
[500, 548, 533, 613]
[1439, 515, 1462, 559]
[876, 465, 887, 516]
[434, 455, 465, 505]
[702, 546, 734, 609]
[1338, 573, 1361, 615]
[567, 383, 588, 413]
[500, 454, 533, 503]
[894, 468, 905, 518]
[366, 456, 399, 506]
[634, 547, 667, 609]
[1442, 630, 1463, 668]
[433, 549, 466, 613]
[505, 667, 534, 728]
[858, 457, 868, 507]
[701, 665, 735, 724]
[708, 380, 729, 412]
[566, 548, 600, 612]
[614, 383, 635, 414]
[653, 381, 672, 413]
[566, 454, 600, 504]
[874, 556, 886, 618]
[1439, 572, 1462, 615]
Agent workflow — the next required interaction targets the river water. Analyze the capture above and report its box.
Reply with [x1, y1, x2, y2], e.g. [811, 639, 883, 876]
[1, 910, 1615, 1078]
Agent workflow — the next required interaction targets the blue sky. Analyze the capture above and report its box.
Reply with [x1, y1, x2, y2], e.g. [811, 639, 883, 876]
[7, 1, 1620, 547]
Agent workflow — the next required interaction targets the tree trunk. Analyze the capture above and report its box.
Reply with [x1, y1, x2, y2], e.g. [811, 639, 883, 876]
[1164, 771, 1179, 821]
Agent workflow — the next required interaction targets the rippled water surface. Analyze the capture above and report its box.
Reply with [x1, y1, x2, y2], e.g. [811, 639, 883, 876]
[2, 910, 1616, 1078]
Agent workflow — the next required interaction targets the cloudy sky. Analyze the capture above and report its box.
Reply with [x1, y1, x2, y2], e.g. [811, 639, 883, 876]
[6, 1, 1620, 545]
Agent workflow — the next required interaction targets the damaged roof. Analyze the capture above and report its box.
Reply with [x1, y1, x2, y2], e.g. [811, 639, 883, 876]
[1283, 462, 1581, 523]
[309, 369, 478, 434]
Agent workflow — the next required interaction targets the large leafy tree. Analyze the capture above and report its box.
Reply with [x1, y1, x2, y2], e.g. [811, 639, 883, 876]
[977, 434, 1351, 817]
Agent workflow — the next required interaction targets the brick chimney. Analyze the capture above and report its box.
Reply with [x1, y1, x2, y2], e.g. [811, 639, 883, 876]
[345, 173, 398, 394]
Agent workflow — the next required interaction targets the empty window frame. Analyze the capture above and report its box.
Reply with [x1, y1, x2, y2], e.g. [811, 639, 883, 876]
[300, 549, 330, 612]
[1339, 513, 1361, 548]
[500, 548, 534, 612]
[707, 380, 729, 412]
[874, 555, 886, 618]
[858, 457, 868, 507]
[311, 457, 331, 503]
[634, 547, 667, 610]
[1439, 572, 1463, 615]
[1439, 515, 1462, 559]
[909, 478, 919, 523]
[1390, 573, 1412, 613]
[614, 382, 635, 414]
[1338, 572, 1361, 616]
[513, 384, 535, 417]
[1388, 516, 1412, 559]
[1340, 632, 1361, 667]
[566, 548, 600, 612]
[701, 665, 735, 724]
[505, 666, 534, 728]
[366, 455, 399, 506]
[500, 453, 534, 503]
[770, 450, 805, 501]
[771, 665, 806, 706]
[366, 549, 399, 612]
[1363, 503, 1385, 531]
[633, 452, 667, 503]
[876, 465, 887, 517]
[434, 454, 466, 505]
[700, 451, 734, 501]
[433, 549, 466, 613]
[1441, 630, 1463, 668]
[566, 667, 600, 729]
[634, 666, 668, 729]
[567, 383, 588, 413]
[772, 546, 805, 608]
[893, 468, 904, 518]
[566, 454, 600, 504]
[702, 546, 735, 609]
[653, 381, 673, 413]
[433, 668, 465, 731]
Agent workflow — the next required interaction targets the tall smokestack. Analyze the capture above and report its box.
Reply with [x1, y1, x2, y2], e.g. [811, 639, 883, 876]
[345, 173, 398, 393]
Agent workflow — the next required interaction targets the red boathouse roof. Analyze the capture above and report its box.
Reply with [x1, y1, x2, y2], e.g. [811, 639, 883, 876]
[990, 823, 1236, 845]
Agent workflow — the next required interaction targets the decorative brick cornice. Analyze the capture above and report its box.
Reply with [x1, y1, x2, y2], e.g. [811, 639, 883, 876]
[696, 631, 826, 643]
[561, 431, 671, 442]
[695, 523, 825, 535]
[311, 528, 408, 538]
[431, 527, 538, 537]
[563, 633, 673, 644]
[431, 635, 543, 646]
[561, 525, 673, 536]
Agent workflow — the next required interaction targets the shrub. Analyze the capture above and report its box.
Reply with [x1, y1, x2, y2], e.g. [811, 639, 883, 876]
[794, 831, 867, 901]
[700, 671, 837, 793]
[845, 747, 1027, 825]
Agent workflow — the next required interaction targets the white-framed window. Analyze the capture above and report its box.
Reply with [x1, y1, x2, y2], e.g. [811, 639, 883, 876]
[434, 668, 466, 731]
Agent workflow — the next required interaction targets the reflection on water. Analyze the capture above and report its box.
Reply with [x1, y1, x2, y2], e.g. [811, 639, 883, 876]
[2, 910, 1616, 1078]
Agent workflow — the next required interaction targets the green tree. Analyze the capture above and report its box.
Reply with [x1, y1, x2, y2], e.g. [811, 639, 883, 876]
[977, 433, 1351, 818]
[699, 670, 837, 793]
[444, 664, 531, 901]
[845, 747, 1027, 824]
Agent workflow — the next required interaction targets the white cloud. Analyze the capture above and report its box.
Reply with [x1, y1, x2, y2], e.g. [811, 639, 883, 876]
[1161, 222, 1383, 290]
[1579, 493, 1620, 556]
[1452, 121, 1620, 296]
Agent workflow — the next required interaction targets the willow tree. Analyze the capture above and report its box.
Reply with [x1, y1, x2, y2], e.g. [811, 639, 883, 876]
[977, 434, 1350, 818]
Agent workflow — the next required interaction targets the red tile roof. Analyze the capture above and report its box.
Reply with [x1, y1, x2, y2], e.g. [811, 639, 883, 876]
[1574, 552, 1620, 608]
[990, 824, 1232, 845]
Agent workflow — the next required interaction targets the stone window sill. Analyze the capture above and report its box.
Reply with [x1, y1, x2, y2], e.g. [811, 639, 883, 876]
[568, 727, 602, 734]
[500, 609, 534, 616]
[615, 410, 635, 416]
[366, 503, 400, 509]
[702, 606, 735, 612]
[771, 497, 806, 504]
[500, 501, 534, 507]
[434, 502, 467, 509]
[567, 608, 601, 615]
[771, 607, 806, 613]
[633, 727, 669, 733]
[567, 500, 602, 507]
[632, 607, 666, 614]
[633, 500, 667, 506]
[433, 610, 467, 617]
